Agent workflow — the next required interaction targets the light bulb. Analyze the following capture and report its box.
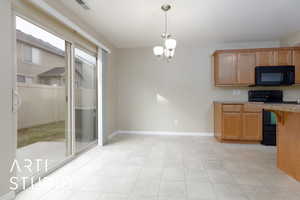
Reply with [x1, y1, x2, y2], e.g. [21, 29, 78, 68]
[165, 39, 177, 50]
[153, 46, 164, 57]
[164, 49, 175, 59]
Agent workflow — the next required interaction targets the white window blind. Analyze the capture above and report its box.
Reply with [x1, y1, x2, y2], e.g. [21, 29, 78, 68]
[23, 45, 40, 65]
[32, 47, 40, 64]
[23, 45, 32, 63]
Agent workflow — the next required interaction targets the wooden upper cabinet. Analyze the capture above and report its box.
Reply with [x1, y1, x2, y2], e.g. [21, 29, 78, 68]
[292, 49, 300, 84]
[242, 112, 262, 141]
[214, 47, 300, 86]
[222, 112, 242, 140]
[274, 50, 292, 65]
[214, 53, 237, 85]
[256, 51, 274, 66]
[237, 52, 256, 85]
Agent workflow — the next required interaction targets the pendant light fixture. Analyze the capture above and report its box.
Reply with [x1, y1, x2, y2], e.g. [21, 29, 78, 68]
[153, 4, 177, 61]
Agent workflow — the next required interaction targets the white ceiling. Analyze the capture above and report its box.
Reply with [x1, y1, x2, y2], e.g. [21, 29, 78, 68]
[51, 0, 300, 48]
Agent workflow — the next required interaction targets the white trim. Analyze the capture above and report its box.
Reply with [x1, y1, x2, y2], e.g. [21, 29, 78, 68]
[26, 0, 111, 53]
[0, 191, 15, 200]
[97, 49, 103, 146]
[113, 130, 214, 137]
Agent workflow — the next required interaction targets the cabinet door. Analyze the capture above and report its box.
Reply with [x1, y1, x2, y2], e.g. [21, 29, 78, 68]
[237, 52, 256, 85]
[292, 50, 300, 84]
[256, 51, 274, 66]
[222, 112, 242, 140]
[215, 53, 237, 85]
[242, 112, 262, 141]
[274, 50, 292, 65]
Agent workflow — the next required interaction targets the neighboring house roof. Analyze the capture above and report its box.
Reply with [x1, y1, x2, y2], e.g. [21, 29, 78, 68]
[16, 30, 65, 57]
[38, 67, 84, 79]
[38, 67, 65, 78]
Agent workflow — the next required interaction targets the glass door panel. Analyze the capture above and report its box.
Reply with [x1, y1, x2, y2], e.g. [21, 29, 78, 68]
[15, 16, 70, 178]
[74, 48, 98, 152]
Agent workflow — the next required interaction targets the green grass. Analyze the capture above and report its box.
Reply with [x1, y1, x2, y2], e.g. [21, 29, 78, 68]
[18, 121, 66, 148]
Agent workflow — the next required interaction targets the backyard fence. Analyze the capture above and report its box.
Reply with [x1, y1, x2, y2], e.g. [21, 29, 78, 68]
[17, 83, 96, 129]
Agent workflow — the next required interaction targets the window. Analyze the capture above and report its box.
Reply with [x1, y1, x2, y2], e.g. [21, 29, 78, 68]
[25, 77, 33, 84]
[17, 75, 34, 84]
[32, 48, 40, 64]
[23, 45, 32, 63]
[23, 45, 40, 64]
[17, 75, 25, 83]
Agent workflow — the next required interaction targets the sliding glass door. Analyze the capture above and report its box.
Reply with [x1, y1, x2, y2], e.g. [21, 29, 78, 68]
[74, 47, 98, 152]
[14, 16, 99, 186]
[15, 16, 70, 178]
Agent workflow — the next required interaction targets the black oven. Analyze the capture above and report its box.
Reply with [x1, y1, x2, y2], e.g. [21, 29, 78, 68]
[248, 90, 283, 146]
[255, 66, 295, 86]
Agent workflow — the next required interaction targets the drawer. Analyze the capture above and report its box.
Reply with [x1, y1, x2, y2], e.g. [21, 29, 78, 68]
[243, 104, 262, 112]
[222, 105, 242, 112]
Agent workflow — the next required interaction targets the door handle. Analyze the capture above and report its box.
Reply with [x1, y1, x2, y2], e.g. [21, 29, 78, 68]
[12, 89, 22, 113]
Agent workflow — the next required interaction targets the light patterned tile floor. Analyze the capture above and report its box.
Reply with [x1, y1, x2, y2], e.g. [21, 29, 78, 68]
[16, 134, 300, 200]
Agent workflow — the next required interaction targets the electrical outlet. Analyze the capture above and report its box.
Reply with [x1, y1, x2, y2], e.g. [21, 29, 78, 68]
[233, 90, 241, 95]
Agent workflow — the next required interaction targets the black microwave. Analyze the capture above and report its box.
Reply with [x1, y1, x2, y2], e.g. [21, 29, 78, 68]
[255, 66, 295, 86]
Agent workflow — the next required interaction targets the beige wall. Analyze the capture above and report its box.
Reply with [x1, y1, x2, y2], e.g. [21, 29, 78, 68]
[0, 0, 14, 197]
[116, 42, 300, 134]
[280, 31, 300, 46]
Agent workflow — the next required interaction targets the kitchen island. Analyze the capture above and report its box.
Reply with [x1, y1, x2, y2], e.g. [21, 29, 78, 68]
[248, 103, 300, 181]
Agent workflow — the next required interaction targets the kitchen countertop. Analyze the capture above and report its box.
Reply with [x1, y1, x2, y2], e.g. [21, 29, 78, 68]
[213, 101, 248, 104]
[214, 101, 300, 113]
[246, 102, 300, 113]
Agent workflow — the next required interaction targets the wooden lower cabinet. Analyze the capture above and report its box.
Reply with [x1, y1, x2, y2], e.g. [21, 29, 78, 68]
[277, 112, 300, 181]
[214, 103, 262, 142]
[242, 112, 262, 141]
[223, 112, 242, 140]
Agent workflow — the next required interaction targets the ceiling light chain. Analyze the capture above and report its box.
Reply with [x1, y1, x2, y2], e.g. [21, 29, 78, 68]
[153, 4, 177, 61]
[164, 9, 168, 37]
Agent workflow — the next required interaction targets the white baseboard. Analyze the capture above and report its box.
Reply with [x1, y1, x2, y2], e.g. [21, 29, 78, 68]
[108, 131, 120, 140]
[110, 130, 214, 137]
[0, 191, 15, 200]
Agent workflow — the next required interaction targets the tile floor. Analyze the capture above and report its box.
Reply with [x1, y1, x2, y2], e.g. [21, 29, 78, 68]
[17, 142, 66, 178]
[16, 141, 90, 178]
[16, 134, 300, 200]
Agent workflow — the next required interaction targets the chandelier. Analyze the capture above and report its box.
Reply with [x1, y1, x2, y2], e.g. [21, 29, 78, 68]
[153, 4, 177, 61]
